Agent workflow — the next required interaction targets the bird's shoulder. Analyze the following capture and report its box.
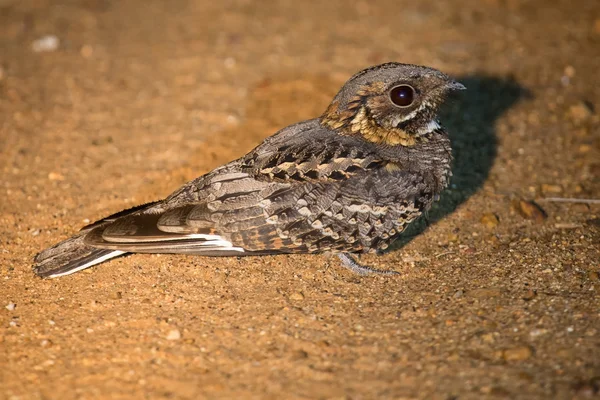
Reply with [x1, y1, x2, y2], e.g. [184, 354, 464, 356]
[239, 118, 390, 183]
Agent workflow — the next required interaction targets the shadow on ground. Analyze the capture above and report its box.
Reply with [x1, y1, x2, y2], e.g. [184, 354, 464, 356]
[389, 75, 528, 251]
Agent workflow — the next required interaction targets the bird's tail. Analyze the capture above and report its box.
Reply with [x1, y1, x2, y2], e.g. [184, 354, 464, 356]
[33, 201, 161, 278]
[33, 231, 126, 278]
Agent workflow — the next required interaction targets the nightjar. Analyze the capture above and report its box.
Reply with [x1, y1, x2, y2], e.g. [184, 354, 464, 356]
[33, 62, 465, 278]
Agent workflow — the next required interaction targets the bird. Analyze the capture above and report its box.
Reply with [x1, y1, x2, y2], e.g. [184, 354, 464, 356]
[33, 62, 465, 278]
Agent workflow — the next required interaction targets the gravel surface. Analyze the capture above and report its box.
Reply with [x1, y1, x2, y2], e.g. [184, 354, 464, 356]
[1, 0, 599, 399]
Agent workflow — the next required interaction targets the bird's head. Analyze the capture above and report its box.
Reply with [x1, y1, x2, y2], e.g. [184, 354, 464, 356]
[321, 62, 465, 146]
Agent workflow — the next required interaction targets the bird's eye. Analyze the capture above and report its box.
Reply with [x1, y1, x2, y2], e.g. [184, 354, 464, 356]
[389, 85, 415, 107]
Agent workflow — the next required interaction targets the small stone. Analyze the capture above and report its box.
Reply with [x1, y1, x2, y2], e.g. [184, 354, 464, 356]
[446, 233, 459, 243]
[41, 339, 53, 347]
[502, 345, 533, 361]
[289, 292, 304, 301]
[453, 289, 464, 298]
[5, 302, 16, 311]
[568, 101, 594, 122]
[578, 144, 591, 153]
[512, 199, 547, 223]
[109, 291, 122, 300]
[541, 184, 563, 194]
[480, 213, 499, 228]
[80, 45, 93, 58]
[522, 289, 537, 301]
[32, 35, 60, 53]
[166, 329, 181, 340]
[481, 333, 495, 343]
[589, 271, 599, 282]
[585, 328, 597, 337]
[290, 349, 309, 360]
[224, 57, 236, 69]
[564, 65, 576, 78]
[48, 172, 65, 181]
[529, 328, 548, 338]
[595, 18, 600, 34]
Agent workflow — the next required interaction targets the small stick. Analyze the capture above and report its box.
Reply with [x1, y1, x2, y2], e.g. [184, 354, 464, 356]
[540, 198, 600, 205]
[435, 251, 455, 258]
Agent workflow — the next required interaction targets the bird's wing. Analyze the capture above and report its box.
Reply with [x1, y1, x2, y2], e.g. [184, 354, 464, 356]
[83, 121, 424, 255]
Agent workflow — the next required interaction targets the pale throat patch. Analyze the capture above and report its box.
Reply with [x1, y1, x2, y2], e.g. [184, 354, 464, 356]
[418, 119, 440, 135]
[348, 106, 440, 146]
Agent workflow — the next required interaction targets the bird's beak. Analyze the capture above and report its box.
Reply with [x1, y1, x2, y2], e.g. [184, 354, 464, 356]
[447, 81, 466, 91]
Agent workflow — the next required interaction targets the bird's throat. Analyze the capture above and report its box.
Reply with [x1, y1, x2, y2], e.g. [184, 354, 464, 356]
[321, 104, 421, 147]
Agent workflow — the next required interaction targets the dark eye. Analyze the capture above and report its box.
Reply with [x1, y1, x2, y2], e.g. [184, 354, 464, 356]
[389, 85, 415, 107]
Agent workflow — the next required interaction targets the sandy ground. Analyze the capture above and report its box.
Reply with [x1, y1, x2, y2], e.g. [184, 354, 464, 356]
[1, 0, 599, 399]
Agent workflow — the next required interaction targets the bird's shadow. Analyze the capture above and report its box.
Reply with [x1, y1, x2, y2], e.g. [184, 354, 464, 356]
[388, 74, 528, 252]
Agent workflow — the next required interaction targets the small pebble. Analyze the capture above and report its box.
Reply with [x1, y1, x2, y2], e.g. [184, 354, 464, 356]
[166, 329, 181, 340]
[109, 291, 122, 300]
[48, 172, 65, 181]
[522, 289, 537, 301]
[224, 57, 236, 69]
[541, 184, 563, 194]
[5, 302, 16, 311]
[578, 144, 591, 153]
[289, 292, 305, 301]
[290, 349, 309, 360]
[512, 199, 547, 223]
[568, 101, 594, 122]
[529, 328, 548, 338]
[480, 212, 499, 228]
[32, 35, 60, 53]
[41, 339, 53, 347]
[446, 233, 459, 243]
[502, 346, 533, 361]
[564, 65, 576, 78]
[80, 45, 93, 58]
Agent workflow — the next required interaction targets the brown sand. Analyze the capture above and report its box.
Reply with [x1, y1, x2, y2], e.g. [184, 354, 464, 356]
[1, 0, 599, 398]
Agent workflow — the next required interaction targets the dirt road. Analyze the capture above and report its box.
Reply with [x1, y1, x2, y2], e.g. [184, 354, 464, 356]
[1, 0, 599, 398]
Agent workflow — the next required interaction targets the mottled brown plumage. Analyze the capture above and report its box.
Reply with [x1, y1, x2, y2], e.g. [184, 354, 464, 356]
[33, 62, 465, 278]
